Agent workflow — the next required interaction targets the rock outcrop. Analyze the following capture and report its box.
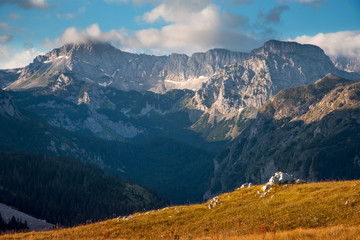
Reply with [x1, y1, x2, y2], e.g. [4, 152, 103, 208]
[192, 40, 359, 116]
[262, 171, 304, 191]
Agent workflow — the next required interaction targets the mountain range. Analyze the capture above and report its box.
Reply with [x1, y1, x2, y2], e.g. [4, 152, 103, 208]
[3, 40, 359, 143]
[1, 39, 360, 227]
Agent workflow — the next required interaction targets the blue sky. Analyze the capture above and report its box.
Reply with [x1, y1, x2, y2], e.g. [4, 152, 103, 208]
[0, 0, 359, 69]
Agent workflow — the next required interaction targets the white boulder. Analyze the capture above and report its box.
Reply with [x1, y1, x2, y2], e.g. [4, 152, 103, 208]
[208, 196, 221, 209]
[239, 182, 253, 189]
[261, 171, 304, 192]
[269, 172, 298, 184]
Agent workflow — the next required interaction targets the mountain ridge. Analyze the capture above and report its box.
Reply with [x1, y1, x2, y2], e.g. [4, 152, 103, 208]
[3, 40, 359, 143]
[208, 74, 360, 195]
[6, 41, 249, 93]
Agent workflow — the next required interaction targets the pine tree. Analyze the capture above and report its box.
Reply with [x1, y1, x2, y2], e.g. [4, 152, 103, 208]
[0, 213, 7, 232]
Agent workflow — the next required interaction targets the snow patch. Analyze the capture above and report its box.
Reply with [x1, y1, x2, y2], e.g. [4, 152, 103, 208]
[165, 76, 210, 91]
[98, 81, 113, 87]
[165, 79, 181, 84]
[44, 55, 68, 64]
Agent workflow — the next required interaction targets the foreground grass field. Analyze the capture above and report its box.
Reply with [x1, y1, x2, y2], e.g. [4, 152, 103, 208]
[1, 180, 360, 239]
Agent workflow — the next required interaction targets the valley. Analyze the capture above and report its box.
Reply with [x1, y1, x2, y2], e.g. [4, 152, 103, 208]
[0, 39, 360, 237]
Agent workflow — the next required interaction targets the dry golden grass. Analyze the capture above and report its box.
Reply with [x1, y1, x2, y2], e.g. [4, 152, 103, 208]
[195, 225, 360, 240]
[1, 180, 360, 240]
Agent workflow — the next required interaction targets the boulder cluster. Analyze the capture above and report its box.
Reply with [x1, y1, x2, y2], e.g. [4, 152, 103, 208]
[208, 196, 221, 209]
[262, 171, 304, 191]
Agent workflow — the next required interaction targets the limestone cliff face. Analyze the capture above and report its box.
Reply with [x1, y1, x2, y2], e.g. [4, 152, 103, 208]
[7, 42, 248, 93]
[192, 41, 358, 117]
[333, 56, 360, 73]
[6, 40, 359, 97]
[208, 74, 360, 196]
[3, 40, 360, 143]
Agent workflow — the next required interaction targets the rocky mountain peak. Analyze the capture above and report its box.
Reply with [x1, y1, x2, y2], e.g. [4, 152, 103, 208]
[251, 40, 327, 59]
[46, 41, 125, 61]
[258, 74, 350, 121]
[60, 41, 115, 53]
[4, 40, 359, 98]
[314, 73, 349, 86]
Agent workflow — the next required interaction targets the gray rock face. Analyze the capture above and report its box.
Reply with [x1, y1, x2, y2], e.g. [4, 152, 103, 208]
[192, 40, 359, 116]
[3, 40, 360, 143]
[333, 56, 360, 73]
[7, 41, 248, 93]
[189, 41, 359, 141]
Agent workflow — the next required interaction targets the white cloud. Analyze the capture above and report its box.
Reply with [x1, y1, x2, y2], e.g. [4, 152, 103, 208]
[43, 24, 129, 48]
[231, 0, 254, 5]
[104, 0, 128, 3]
[295, 0, 320, 2]
[264, 5, 290, 23]
[142, 0, 212, 23]
[8, 13, 21, 20]
[0, 34, 13, 43]
[0, 45, 11, 61]
[56, 13, 76, 20]
[0, 22, 12, 30]
[1, 48, 43, 69]
[104, 0, 160, 5]
[56, 4, 87, 20]
[0, 0, 51, 9]
[279, 0, 325, 8]
[45, 0, 261, 55]
[0, 22, 20, 33]
[291, 31, 360, 59]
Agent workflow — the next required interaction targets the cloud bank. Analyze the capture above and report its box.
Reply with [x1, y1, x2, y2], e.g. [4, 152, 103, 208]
[0, 34, 13, 43]
[45, 0, 264, 55]
[0, 0, 51, 9]
[291, 31, 360, 59]
[279, 0, 325, 8]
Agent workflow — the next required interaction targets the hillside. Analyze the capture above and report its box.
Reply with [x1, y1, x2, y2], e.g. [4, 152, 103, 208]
[0, 152, 166, 227]
[0, 91, 214, 204]
[1, 180, 360, 239]
[7, 87, 223, 152]
[208, 74, 360, 194]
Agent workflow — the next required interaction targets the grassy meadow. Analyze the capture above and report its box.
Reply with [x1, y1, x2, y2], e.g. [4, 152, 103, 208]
[1, 180, 360, 239]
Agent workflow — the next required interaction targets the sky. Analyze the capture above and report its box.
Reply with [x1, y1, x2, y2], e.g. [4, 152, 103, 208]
[0, 0, 359, 69]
